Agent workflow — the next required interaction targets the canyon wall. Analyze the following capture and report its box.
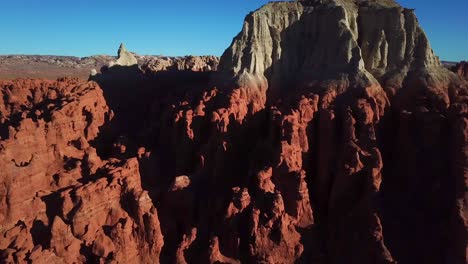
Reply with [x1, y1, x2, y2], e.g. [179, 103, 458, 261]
[0, 0, 467, 263]
[0, 79, 163, 263]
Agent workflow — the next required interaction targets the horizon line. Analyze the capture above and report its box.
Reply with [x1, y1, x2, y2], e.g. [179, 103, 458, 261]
[0, 53, 464, 63]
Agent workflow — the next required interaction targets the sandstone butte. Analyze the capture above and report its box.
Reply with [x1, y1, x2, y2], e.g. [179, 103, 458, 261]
[0, 0, 467, 263]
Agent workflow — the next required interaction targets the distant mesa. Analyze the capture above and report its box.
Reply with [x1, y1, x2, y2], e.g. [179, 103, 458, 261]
[0, 0, 467, 263]
[0, 44, 219, 80]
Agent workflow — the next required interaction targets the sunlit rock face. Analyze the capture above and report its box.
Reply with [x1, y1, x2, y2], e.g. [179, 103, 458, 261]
[216, 0, 458, 114]
[113, 43, 138, 67]
[212, 0, 466, 263]
[0, 79, 163, 263]
[1, 0, 467, 264]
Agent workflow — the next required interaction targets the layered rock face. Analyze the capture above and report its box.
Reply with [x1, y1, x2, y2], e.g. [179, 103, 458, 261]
[216, 0, 456, 112]
[142, 55, 220, 73]
[0, 79, 163, 263]
[213, 0, 467, 263]
[102, 43, 219, 75]
[1, 0, 467, 263]
[83, 62, 319, 263]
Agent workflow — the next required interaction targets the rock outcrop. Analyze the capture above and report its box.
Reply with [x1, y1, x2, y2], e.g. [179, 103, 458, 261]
[212, 0, 466, 263]
[216, 0, 457, 113]
[142, 55, 219, 73]
[1, 0, 467, 263]
[452, 61, 468, 80]
[112, 43, 138, 67]
[105, 43, 219, 74]
[0, 78, 110, 233]
[0, 79, 164, 263]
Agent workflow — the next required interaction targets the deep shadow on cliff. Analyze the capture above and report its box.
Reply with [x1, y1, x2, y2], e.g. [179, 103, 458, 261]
[85, 3, 467, 263]
[89, 65, 212, 156]
[0, 1, 467, 264]
[213, 1, 467, 262]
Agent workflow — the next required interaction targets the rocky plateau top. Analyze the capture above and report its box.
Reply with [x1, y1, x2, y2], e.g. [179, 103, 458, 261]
[0, 0, 467, 263]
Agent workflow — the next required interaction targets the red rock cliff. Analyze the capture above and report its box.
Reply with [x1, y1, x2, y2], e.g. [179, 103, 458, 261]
[0, 79, 163, 263]
[0, 0, 467, 263]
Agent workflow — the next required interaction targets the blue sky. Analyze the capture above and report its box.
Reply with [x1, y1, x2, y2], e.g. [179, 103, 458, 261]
[0, 0, 466, 61]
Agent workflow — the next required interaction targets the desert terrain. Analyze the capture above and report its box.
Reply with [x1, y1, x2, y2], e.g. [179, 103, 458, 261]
[0, 0, 467, 263]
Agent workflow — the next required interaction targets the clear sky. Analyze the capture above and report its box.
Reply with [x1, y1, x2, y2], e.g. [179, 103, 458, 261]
[0, 0, 466, 61]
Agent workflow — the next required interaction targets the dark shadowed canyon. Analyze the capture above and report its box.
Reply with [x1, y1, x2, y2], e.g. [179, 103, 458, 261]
[0, 0, 467, 263]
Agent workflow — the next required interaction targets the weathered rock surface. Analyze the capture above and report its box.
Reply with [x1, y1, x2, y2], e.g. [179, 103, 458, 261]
[111, 43, 138, 67]
[104, 43, 219, 76]
[0, 79, 164, 263]
[216, 0, 457, 113]
[0, 78, 109, 230]
[1, 0, 467, 263]
[452, 61, 468, 80]
[142, 55, 219, 73]
[213, 1, 467, 262]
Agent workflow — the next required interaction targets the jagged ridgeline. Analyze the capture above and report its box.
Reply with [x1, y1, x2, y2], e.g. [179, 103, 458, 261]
[216, 0, 457, 113]
[0, 0, 466, 264]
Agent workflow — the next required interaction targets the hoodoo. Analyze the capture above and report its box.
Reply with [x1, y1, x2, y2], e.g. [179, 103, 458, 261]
[217, 0, 459, 112]
[113, 43, 138, 67]
[0, 0, 466, 263]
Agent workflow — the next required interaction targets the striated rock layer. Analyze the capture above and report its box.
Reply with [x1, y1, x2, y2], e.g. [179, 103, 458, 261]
[216, 0, 458, 113]
[0, 0, 467, 264]
[0, 79, 163, 263]
[212, 0, 467, 263]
